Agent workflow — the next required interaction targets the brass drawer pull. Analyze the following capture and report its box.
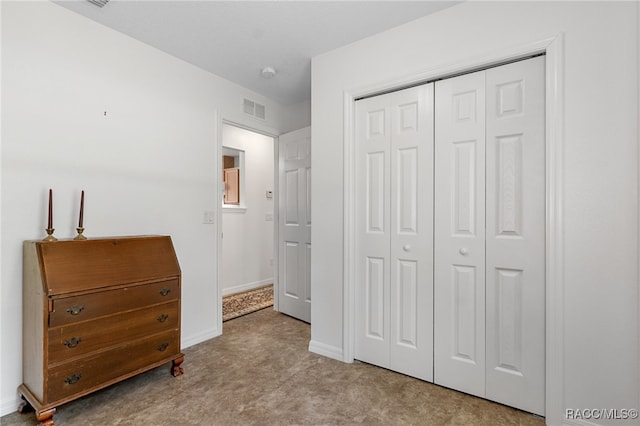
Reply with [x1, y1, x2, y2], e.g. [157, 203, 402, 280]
[63, 337, 82, 348]
[66, 305, 84, 315]
[157, 314, 169, 323]
[64, 373, 82, 385]
[157, 342, 169, 352]
[159, 288, 171, 296]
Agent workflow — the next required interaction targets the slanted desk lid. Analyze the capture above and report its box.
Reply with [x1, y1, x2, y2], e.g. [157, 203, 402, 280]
[36, 236, 180, 295]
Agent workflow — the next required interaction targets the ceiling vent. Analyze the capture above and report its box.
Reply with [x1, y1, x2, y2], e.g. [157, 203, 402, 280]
[87, 0, 110, 7]
[243, 98, 266, 120]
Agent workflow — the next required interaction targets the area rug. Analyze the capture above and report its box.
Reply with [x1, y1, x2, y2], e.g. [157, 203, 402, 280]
[223, 285, 274, 321]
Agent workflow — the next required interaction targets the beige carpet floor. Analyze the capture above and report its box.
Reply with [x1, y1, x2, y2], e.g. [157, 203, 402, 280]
[2, 308, 544, 426]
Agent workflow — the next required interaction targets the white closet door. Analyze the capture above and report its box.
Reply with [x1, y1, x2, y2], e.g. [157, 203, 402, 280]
[434, 70, 487, 396]
[355, 85, 434, 381]
[485, 56, 545, 415]
[389, 85, 434, 381]
[435, 56, 545, 412]
[355, 93, 391, 368]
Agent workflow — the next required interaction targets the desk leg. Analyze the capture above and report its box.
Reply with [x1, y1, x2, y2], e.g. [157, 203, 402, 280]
[171, 355, 184, 377]
[36, 408, 56, 426]
[18, 386, 56, 426]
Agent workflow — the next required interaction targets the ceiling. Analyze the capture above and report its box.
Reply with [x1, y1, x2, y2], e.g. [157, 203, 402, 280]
[53, 1, 460, 105]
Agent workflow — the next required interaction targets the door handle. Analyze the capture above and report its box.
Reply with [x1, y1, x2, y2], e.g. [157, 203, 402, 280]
[402, 245, 411, 252]
[459, 248, 469, 255]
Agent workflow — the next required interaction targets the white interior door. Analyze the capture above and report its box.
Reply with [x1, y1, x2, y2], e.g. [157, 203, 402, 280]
[355, 84, 434, 381]
[434, 70, 487, 396]
[484, 56, 545, 415]
[434, 56, 545, 415]
[278, 126, 311, 323]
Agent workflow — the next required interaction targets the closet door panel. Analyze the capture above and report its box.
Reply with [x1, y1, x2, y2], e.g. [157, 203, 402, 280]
[485, 56, 545, 416]
[355, 85, 434, 380]
[389, 85, 434, 381]
[434, 71, 486, 397]
[355, 96, 391, 367]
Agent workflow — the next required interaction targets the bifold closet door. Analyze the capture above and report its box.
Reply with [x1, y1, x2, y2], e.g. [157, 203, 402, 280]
[434, 56, 545, 415]
[485, 57, 545, 415]
[434, 70, 487, 396]
[354, 84, 434, 381]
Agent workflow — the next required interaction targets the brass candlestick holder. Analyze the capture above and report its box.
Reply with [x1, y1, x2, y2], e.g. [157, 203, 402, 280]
[43, 228, 57, 242]
[74, 227, 87, 240]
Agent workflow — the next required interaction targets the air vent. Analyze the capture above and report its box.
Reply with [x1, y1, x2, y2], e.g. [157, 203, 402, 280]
[87, 0, 110, 7]
[254, 103, 266, 120]
[243, 98, 255, 115]
[243, 98, 266, 120]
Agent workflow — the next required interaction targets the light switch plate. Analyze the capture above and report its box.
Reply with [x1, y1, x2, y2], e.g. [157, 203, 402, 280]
[203, 210, 215, 224]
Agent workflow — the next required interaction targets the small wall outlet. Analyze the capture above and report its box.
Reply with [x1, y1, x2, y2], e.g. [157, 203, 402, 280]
[203, 210, 215, 224]
[265, 213, 274, 222]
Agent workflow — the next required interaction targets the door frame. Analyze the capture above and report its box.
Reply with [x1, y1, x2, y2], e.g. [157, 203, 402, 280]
[216, 117, 280, 332]
[342, 34, 564, 423]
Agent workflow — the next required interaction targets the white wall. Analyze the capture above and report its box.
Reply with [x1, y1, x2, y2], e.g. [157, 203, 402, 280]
[281, 99, 311, 135]
[221, 124, 274, 295]
[311, 2, 638, 425]
[0, 1, 297, 416]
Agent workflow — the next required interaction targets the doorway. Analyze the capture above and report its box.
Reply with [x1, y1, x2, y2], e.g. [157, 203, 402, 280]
[220, 123, 276, 315]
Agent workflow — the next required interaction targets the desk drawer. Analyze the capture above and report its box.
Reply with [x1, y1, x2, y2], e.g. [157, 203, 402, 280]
[49, 279, 179, 327]
[46, 331, 179, 402]
[48, 301, 179, 365]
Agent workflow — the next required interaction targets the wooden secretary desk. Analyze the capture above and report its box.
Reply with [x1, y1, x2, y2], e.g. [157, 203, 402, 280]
[19, 236, 184, 426]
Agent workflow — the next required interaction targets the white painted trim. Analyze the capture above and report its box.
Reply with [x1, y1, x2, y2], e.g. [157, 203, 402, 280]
[1, 396, 20, 418]
[342, 90, 356, 363]
[349, 37, 554, 101]
[544, 33, 565, 426]
[0, 2, 5, 417]
[222, 279, 273, 297]
[273, 134, 280, 312]
[308, 340, 344, 361]
[637, 0, 640, 418]
[215, 110, 223, 335]
[181, 326, 222, 349]
[217, 118, 279, 333]
[342, 34, 565, 424]
[222, 206, 247, 213]
[636, 2, 640, 420]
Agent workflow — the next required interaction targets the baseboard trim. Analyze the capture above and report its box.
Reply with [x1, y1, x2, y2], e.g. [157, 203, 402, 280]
[308, 340, 344, 361]
[181, 327, 221, 349]
[222, 279, 273, 297]
[1, 395, 21, 417]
